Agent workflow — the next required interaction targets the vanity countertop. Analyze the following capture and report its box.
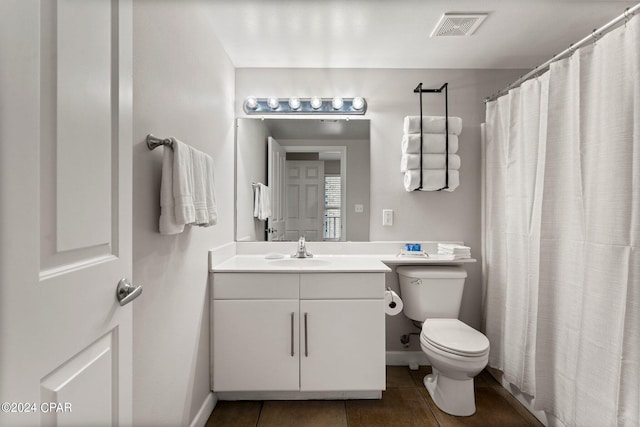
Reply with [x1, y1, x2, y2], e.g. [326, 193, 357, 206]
[377, 254, 477, 265]
[211, 255, 391, 273]
[210, 254, 476, 273]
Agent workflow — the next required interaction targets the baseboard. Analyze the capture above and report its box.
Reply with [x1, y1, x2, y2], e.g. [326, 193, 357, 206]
[386, 351, 430, 367]
[189, 392, 217, 427]
[217, 390, 381, 401]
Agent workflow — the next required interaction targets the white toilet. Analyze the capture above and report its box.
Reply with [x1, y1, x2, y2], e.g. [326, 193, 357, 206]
[397, 266, 490, 417]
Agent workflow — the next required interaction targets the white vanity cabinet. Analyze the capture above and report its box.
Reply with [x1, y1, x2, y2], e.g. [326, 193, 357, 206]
[299, 273, 385, 392]
[211, 271, 385, 396]
[212, 273, 299, 392]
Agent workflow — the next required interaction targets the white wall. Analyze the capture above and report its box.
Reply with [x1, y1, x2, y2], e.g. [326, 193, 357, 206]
[235, 119, 269, 241]
[235, 68, 523, 350]
[132, 2, 235, 426]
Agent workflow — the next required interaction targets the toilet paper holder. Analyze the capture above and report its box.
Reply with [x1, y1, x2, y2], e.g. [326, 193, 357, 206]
[386, 287, 397, 309]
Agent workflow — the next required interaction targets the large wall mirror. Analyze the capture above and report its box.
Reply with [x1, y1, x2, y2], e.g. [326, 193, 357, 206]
[235, 118, 370, 242]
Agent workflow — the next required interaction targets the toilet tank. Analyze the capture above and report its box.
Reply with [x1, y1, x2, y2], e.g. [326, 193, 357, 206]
[396, 266, 467, 322]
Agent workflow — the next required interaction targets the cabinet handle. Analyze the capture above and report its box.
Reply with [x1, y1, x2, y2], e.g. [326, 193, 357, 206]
[290, 312, 295, 357]
[304, 312, 309, 357]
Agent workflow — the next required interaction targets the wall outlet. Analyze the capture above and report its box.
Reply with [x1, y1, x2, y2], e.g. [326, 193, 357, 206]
[382, 209, 394, 226]
[354, 204, 364, 213]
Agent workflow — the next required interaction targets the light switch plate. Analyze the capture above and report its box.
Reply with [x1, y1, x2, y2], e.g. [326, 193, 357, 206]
[382, 209, 393, 226]
[355, 204, 364, 213]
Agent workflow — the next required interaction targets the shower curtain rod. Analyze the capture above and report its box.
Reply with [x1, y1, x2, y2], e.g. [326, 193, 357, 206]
[484, 3, 640, 103]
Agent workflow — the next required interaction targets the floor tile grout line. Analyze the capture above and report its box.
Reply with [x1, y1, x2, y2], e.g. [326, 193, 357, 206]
[414, 376, 444, 427]
[343, 400, 349, 427]
[255, 401, 264, 427]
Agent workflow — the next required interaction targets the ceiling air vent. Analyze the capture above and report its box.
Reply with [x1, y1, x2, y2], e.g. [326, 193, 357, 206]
[431, 13, 488, 37]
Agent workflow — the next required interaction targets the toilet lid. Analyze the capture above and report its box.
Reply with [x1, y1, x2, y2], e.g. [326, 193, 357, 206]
[421, 319, 489, 357]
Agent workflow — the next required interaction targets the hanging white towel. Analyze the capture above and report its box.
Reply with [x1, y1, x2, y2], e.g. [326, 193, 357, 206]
[253, 185, 260, 218]
[253, 183, 271, 221]
[159, 143, 184, 235]
[159, 138, 217, 234]
[401, 134, 459, 154]
[189, 144, 217, 227]
[403, 169, 459, 192]
[403, 116, 463, 135]
[192, 147, 210, 225]
[204, 153, 218, 226]
[172, 139, 196, 225]
[401, 153, 461, 172]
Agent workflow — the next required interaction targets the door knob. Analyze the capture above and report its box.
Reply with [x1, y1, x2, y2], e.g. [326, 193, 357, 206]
[116, 278, 142, 306]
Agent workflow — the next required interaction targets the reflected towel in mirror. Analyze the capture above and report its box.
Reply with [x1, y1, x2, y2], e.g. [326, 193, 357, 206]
[253, 183, 271, 221]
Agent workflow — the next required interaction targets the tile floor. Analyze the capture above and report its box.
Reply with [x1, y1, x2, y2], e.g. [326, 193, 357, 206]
[206, 366, 543, 426]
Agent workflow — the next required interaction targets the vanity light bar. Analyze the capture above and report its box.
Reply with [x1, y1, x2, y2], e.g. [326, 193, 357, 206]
[243, 97, 367, 115]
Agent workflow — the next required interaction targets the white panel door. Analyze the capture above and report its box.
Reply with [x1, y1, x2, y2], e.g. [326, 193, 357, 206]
[285, 161, 325, 241]
[213, 300, 300, 391]
[0, 1, 133, 426]
[300, 300, 386, 391]
[267, 137, 286, 241]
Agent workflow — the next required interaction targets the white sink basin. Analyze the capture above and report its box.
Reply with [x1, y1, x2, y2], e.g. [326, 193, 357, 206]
[268, 258, 331, 267]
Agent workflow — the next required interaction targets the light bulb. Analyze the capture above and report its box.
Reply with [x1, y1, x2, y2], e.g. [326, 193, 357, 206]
[310, 97, 323, 110]
[288, 97, 301, 110]
[352, 97, 365, 110]
[267, 97, 279, 110]
[245, 96, 258, 110]
[332, 97, 344, 110]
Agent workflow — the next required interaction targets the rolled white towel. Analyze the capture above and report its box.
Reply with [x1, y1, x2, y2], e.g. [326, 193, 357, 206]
[404, 169, 459, 192]
[401, 153, 461, 172]
[403, 116, 462, 135]
[402, 134, 458, 154]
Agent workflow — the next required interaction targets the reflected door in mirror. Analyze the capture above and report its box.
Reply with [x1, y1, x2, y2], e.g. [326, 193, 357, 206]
[267, 137, 286, 241]
[285, 161, 325, 241]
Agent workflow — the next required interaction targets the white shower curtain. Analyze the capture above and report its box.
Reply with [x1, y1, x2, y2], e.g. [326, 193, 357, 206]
[484, 15, 639, 427]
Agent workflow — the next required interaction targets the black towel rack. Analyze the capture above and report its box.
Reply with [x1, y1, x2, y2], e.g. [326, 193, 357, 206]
[412, 82, 449, 191]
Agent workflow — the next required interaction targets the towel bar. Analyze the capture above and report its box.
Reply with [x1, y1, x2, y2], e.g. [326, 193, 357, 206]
[412, 83, 449, 191]
[146, 134, 173, 150]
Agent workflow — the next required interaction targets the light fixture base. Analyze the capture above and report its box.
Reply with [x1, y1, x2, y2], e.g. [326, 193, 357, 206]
[243, 97, 367, 115]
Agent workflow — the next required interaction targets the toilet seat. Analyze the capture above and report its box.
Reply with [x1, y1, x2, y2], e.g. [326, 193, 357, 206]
[421, 319, 489, 357]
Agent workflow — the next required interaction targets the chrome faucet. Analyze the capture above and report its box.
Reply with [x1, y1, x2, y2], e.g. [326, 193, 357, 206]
[292, 236, 313, 258]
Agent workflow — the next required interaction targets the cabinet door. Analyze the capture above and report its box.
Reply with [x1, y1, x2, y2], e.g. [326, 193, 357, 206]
[300, 299, 385, 391]
[213, 300, 299, 391]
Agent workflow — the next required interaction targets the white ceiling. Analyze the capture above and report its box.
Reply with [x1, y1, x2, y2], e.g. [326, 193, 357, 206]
[209, 0, 635, 69]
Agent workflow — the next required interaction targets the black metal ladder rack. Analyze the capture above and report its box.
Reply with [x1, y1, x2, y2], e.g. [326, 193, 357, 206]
[412, 82, 449, 191]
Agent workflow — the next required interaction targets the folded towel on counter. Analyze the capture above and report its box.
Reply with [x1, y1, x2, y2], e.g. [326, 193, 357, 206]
[437, 243, 471, 259]
[403, 116, 463, 135]
[437, 254, 471, 260]
[401, 153, 461, 172]
[404, 169, 459, 192]
[438, 243, 471, 255]
[253, 183, 272, 221]
[402, 134, 459, 154]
